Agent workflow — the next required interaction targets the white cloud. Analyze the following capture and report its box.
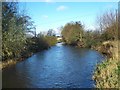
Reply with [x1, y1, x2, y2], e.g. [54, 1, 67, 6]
[42, 15, 48, 19]
[57, 5, 68, 11]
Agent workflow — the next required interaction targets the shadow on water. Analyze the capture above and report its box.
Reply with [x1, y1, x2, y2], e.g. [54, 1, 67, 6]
[2, 43, 105, 88]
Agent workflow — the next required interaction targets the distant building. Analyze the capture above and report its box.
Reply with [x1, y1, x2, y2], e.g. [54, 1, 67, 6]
[57, 37, 62, 41]
[56, 36, 62, 41]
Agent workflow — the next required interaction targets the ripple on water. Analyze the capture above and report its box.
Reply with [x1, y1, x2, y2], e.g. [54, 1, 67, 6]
[2, 44, 105, 88]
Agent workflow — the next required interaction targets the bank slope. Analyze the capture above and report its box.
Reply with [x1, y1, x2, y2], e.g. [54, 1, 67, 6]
[93, 41, 119, 88]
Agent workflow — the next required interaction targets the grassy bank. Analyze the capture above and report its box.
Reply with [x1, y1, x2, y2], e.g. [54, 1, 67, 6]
[1, 36, 57, 69]
[93, 40, 119, 88]
[1, 52, 33, 69]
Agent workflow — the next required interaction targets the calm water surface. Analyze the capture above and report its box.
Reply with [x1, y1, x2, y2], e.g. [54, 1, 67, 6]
[3, 43, 105, 88]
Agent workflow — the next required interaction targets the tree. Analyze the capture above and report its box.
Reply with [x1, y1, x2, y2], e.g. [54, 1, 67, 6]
[61, 21, 84, 46]
[2, 2, 35, 61]
[97, 10, 118, 41]
[84, 30, 101, 47]
[47, 29, 56, 36]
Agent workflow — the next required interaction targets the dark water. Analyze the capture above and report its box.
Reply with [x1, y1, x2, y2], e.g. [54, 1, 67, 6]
[2, 43, 104, 88]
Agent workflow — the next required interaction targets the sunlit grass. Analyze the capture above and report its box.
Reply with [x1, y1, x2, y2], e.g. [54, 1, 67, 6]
[93, 40, 119, 88]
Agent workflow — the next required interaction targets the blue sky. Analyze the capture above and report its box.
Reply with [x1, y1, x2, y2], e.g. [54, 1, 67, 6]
[19, 2, 118, 35]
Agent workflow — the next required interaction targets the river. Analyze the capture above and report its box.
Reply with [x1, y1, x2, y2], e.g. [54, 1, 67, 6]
[2, 43, 105, 88]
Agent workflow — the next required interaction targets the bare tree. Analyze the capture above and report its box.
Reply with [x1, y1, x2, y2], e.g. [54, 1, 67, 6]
[97, 10, 118, 40]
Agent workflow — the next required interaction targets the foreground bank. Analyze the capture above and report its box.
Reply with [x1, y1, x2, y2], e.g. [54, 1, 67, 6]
[93, 41, 119, 88]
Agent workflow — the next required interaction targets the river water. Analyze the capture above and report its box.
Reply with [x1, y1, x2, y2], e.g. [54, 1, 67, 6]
[2, 43, 104, 88]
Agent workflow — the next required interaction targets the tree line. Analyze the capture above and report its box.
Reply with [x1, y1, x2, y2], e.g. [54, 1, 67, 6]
[2, 2, 57, 61]
[61, 10, 118, 48]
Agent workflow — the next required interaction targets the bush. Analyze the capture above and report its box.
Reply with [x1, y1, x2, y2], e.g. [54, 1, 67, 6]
[45, 36, 57, 46]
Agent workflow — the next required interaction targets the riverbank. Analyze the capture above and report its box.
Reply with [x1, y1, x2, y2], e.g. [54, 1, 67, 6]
[1, 36, 57, 69]
[63, 40, 119, 88]
[1, 52, 33, 69]
[1, 40, 119, 88]
[93, 40, 119, 88]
